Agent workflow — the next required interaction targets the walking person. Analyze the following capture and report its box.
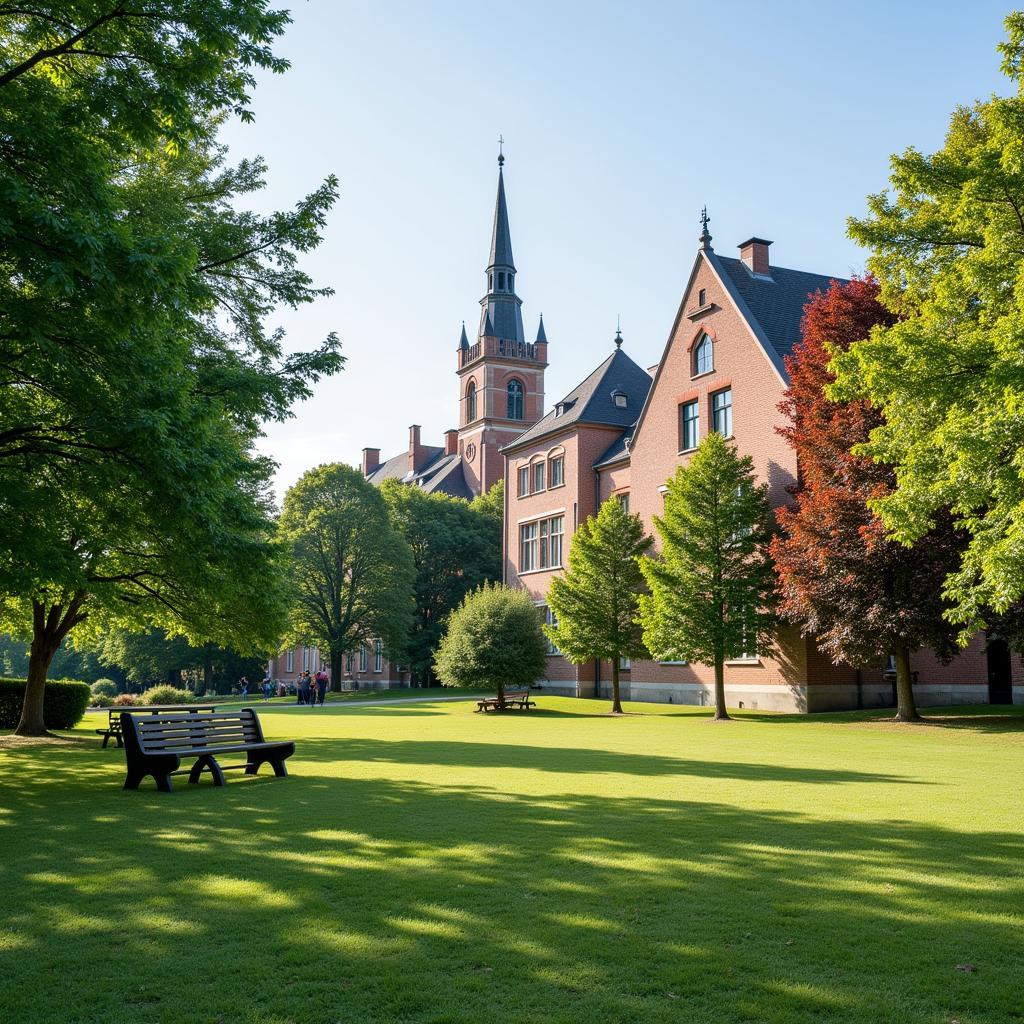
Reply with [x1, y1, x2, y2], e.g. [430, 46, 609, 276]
[262, 676, 272, 702]
[316, 668, 328, 706]
[239, 676, 249, 701]
[295, 673, 305, 705]
[301, 671, 312, 707]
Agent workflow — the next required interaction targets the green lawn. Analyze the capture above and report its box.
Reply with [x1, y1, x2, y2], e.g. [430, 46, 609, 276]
[1, 698, 1022, 1024]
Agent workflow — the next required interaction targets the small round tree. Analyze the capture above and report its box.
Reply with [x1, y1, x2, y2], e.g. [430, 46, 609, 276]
[434, 583, 547, 705]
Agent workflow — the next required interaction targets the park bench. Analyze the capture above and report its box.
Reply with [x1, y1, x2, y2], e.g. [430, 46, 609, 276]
[120, 709, 294, 792]
[476, 689, 535, 713]
[95, 703, 217, 747]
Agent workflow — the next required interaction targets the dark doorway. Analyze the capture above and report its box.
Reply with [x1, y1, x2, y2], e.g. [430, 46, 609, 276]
[986, 635, 1013, 705]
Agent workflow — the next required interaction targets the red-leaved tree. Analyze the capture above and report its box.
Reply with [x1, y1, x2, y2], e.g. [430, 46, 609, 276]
[771, 277, 963, 722]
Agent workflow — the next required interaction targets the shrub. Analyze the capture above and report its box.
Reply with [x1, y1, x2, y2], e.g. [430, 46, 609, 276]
[91, 693, 114, 708]
[113, 693, 138, 706]
[141, 684, 191, 706]
[434, 583, 547, 698]
[91, 679, 118, 698]
[0, 678, 92, 730]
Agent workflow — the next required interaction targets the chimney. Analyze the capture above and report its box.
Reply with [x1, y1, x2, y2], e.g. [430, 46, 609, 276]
[444, 429, 459, 457]
[738, 237, 773, 277]
[408, 424, 425, 474]
[362, 447, 380, 477]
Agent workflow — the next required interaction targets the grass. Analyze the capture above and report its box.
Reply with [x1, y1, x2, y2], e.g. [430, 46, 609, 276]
[1, 697, 1022, 1024]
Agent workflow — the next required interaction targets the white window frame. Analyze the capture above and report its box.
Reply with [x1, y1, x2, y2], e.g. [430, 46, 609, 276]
[374, 639, 383, 673]
[549, 455, 564, 488]
[359, 645, 368, 672]
[285, 650, 294, 673]
[694, 333, 713, 376]
[517, 465, 530, 497]
[519, 521, 538, 572]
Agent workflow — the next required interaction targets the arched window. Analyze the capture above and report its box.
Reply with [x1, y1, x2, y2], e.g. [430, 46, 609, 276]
[507, 379, 524, 420]
[466, 380, 477, 422]
[694, 333, 713, 376]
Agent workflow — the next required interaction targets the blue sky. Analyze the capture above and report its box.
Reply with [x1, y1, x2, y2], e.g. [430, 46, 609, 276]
[218, 1, 1014, 500]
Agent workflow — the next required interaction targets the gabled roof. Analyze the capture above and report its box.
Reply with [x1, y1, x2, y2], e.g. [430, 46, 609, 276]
[711, 253, 846, 365]
[366, 448, 474, 500]
[502, 347, 652, 453]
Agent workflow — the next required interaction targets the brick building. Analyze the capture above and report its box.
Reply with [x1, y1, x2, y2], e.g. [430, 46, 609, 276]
[503, 215, 1023, 711]
[269, 154, 547, 689]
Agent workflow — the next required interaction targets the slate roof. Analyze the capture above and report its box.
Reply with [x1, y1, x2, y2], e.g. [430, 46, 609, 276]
[593, 424, 636, 468]
[502, 347, 652, 453]
[366, 447, 474, 499]
[711, 253, 847, 365]
[488, 168, 515, 270]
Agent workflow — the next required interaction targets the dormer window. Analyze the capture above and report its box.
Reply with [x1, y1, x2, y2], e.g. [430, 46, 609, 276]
[694, 332, 713, 376]
[611, 388, 627, 409]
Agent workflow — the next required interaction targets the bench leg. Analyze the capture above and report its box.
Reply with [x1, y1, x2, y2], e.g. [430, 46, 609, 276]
[244, 753, 264, 776]
[123, 769, 144, 791]
[101, 733, 110, 749]
[269, 756, 289, 778]
[188, 755, 225, 787]
[154, 772, 174, 793]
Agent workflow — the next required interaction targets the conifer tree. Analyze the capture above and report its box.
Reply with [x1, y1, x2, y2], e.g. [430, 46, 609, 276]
[772, 277, 963, 722]
[544, 497, 652, 714]
[639, 433, 776, 721]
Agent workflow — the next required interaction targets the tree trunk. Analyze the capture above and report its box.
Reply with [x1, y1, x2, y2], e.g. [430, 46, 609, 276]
[15, 595, 88, 736]
[892, 645, 920, 723]
[712, 653, 730, 721]
[611, 659, 623, 714]
[496, 681, 505, 708]
[330, 650, 342, 691]
[203, 646, 213, 696]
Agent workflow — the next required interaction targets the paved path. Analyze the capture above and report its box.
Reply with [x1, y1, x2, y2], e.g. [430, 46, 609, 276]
[258, 694, 483, 711]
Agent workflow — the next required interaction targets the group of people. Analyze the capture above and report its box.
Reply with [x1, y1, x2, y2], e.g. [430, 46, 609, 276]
[296, 669, 329, 706]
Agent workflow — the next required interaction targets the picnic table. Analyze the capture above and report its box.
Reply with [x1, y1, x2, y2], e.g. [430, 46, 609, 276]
[476, 689, 535, 713]
[95, 703, 216, 747]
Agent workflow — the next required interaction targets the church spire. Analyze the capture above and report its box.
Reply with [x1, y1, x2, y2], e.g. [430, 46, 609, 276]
[478, 144, 525, 343]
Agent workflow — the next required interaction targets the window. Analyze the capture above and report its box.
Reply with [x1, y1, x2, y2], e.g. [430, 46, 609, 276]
[345, 652, 353, 673]
[285, 650, 294, 673]
[302, 646, 310, 671]
[359, 645, 368, 672]
[374, 639, 383, 672]
[517, 465, 530, 497]
[532, 459, 546, 493]
[694, 333, 713, 375]
[549, 455, 564, 488]
[681, 399, 700, 451]
[619, 656, 631, 670]
[539, 604, 560, 654]
[498, 271, 505, 290]
[507, 379, 524, 420]
[698, 288, 707, 307]
[542, 515, 564, 568]
[712, 388, 733, 437]
[611, 389, 627, 409]
[489, 273, 493, 290]
[520, 522, 538, 571]
[466, 380, 477, 422]
[617, 492, 630, 514]
[729, 605, 758, 662]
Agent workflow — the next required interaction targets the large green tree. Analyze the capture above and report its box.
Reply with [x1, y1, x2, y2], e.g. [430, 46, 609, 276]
[381, 481, 501, 683]
[0, 4, 342, 734]
[434, 583, 547, 703]
[279, 464, 415, 690]
[639, 433, 776, 721]
[544, 497, 652, 714]
[831, 13, 1024, 638]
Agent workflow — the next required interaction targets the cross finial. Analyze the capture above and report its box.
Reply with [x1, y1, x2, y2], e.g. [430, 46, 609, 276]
[614, 315, 623, 348]
[498, 134, 504, 167]
[699, 205, 713, 250]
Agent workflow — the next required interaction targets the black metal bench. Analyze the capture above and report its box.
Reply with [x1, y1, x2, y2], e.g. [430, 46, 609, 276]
[476, 689, 536, 713]
[96, 703, 216, 747]
[120, 709, 294, 792]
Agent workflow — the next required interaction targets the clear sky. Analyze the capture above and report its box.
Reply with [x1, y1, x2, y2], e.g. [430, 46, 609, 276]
[217, 0, 1014, 501]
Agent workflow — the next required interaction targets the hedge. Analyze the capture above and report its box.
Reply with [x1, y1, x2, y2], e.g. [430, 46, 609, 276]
[0, 678, 92, 730]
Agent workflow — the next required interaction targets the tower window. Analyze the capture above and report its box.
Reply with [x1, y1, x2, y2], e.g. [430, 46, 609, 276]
[694, 333, 713, 376]
[489, 273, 493, 290]
[507, 379, 524, 420]
[466, 380, 477, 422]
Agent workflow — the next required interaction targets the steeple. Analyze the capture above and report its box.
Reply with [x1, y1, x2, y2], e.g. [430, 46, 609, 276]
[458, 322, 469, 350]
[478, 146, 525, 343]
[536, 314, 547, 344]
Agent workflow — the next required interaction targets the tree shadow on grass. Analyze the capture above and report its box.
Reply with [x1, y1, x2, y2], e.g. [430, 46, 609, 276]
[743, 704, 1024, 734]
[290, 735, 932, 786]
[0, 746, 1018, 1024]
